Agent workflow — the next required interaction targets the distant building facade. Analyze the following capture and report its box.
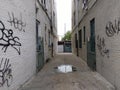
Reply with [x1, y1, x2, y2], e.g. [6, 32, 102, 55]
[72, 0, 120, 89]
[0, 0, 57, 90]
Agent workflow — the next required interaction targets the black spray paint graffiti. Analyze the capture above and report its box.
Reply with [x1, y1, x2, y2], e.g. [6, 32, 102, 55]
[8, 12, 26, 32]
[106, 18, 120, 37]
[0, 21, 21, 55]
[97, 35, 110, 58]
[0, 58, 13, 87]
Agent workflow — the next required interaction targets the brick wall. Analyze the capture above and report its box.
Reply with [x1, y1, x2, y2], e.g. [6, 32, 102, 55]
[0, 0, 36, 90]
[72, 0, 120, 89]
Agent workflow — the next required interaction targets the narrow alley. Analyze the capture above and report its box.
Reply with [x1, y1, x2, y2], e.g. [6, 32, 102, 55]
[1, 0, 120, 90]
[19, 53, 114, 90]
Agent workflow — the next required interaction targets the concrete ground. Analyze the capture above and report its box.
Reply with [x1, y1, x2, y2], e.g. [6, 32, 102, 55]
[20, 53, 115, 90]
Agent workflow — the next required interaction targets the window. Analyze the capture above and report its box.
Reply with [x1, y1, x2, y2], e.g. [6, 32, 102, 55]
[53, 12, 55, 26]
[36, 20, 41, 51]
[82, 0, 88, 10]
[45, 25, 47, 43]
[90, 18, 95, 52]
[44, 0, 46, 4]
[40, 0, 46, 9]
[83, 26, 86, 43]
[74, 0, 75, 5]
[79, 30, 82, 48]
[44, 0, 46, 7]
[41, 0, 43, 3]
[36, 20, 40, 45]
[75, 33, 78, 48]
[48, 31, 51, 46]
[74, 12, 76, 26]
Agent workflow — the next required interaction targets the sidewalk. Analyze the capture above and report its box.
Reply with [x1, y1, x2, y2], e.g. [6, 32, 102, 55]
[20, 53, 115, 90]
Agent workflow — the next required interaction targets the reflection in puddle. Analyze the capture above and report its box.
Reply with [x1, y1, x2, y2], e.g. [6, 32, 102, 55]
[54, 65, 77, 73]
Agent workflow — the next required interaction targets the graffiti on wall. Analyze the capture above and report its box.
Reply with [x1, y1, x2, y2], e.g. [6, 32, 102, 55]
[0, 12, 27, 88]
[8, 12, 26, 32]
[97, 35, 110, 58]
[106, 18, 120, 37]
[0, 58, 13, 87]
[0, 21, 21, 55]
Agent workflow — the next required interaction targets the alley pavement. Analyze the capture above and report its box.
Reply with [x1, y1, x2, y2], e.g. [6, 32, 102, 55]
[19, 53, 115, 90]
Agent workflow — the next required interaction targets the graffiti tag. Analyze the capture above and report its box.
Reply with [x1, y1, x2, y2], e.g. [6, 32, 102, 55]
[97, 35, 110, 58]
[0, 21, 21, 55]
[106, 18, 120, 37]
[8, 12, 26, 32]
[0, 58, 13, 87]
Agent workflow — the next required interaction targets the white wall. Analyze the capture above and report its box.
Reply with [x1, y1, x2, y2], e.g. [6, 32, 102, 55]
[0, 0, 36, 90]
[95, 0, 120, 89]
[36, 0, 52, 61]
[72, 0, 120, 89]
[36, 0, 58, 60]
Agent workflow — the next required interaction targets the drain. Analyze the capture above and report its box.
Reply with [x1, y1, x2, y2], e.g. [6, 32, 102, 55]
[54, 65, 77, 73]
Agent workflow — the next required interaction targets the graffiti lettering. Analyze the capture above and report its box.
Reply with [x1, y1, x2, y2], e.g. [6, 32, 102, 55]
[0, 58, 13, 87]
[8, 12, 26, 32]
[0, 21, 21, 55]
[106, 18, 120, 37]
[97, 35, 109, 58]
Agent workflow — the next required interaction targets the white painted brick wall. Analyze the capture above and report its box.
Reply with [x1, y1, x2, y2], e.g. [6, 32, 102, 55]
[36, 0, 57, 61]
[72, 0, 120, 89]
[0, 0, 36, 90]
[36, 5, 51, 61]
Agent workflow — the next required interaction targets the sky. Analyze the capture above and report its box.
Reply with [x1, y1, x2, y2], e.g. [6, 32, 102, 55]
[55, 0, 72, 39]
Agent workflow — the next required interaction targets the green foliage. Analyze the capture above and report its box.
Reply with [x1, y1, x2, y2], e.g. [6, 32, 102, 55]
[62, 31, 71, 41]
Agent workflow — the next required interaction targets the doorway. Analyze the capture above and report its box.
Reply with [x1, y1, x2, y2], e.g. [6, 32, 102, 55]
[87, 18, 96, 71]
[36, 20, 44, 72]
[75, 33, 79, 56]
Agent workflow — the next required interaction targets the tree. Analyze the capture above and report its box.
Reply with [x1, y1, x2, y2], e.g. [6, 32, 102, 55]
[62, 31, 71, 41]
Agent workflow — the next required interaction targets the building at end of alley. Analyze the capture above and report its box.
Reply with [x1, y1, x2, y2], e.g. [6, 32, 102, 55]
[72, 0, 120, 89]
[0, 0, 57, 90]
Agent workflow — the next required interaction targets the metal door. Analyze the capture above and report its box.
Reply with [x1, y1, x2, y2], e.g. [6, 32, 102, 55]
[36, 20, 44, 72]
[87, 18, 96, 71]
[64, 42, 72, 53]
[75, 33, 79, 56]
[36, 37, 44, 72]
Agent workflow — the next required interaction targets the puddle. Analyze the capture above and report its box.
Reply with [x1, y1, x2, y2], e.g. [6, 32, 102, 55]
[54, 65, 77, 73]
